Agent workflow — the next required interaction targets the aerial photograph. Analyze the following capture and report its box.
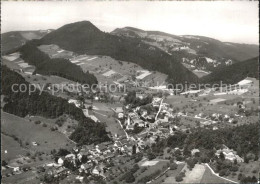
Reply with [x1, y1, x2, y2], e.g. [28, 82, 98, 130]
[1, 1, 259, 184]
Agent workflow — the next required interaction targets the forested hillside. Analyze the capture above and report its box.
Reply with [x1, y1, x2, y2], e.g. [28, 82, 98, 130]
[19, 41, 97, 85]
[151, 123, 259, 159]
[112, 27, 259, 62]
[200, 57, 259, 85]
[2, 66, 110, 145]
[41, 21, 198, 84]
[1, 30, 50, 54]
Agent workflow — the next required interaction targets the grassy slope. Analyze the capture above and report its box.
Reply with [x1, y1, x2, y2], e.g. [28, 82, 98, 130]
[1, 112, 75, 157]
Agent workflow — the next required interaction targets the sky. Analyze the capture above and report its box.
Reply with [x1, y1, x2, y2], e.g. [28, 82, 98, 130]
[2, 1, 259, 44]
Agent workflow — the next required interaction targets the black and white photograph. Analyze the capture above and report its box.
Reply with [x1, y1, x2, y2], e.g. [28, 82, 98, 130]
[1, 1, 259, 184]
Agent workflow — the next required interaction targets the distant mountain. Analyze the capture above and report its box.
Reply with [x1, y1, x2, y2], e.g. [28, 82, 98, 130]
[112, 27, 259, 62]
[40, 21, 198, 84]
[200, 57, 259, 85]
[1, 30, 52, 54]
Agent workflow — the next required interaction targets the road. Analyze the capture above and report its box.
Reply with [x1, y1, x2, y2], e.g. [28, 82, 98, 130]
[205, 163, 238, 184]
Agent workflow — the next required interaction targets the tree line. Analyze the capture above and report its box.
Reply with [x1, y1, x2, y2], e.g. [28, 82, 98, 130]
[2, 66, 110, 145]
[19, 40, 97, 85]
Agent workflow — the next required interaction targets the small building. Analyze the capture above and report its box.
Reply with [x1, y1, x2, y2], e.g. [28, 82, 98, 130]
[113, 107, 124, 114]
[191, 149, 200, 156]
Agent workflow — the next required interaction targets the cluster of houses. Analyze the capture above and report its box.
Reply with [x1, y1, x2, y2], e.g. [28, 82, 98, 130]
[45, 138, 143, 180]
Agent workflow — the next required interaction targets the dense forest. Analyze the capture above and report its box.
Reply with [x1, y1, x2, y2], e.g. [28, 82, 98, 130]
[2, 66, 110, 145]
[19, 41, 97, 85]
[41, 21, 198, 84]
[201, 57, 259, 85]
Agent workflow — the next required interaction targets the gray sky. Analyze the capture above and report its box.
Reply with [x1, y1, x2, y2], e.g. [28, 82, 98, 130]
[2, 1, 259, 44]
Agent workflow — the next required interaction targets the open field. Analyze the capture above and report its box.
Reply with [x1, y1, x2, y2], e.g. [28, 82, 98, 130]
[135, 159, 170, 183]
[90, 109, 126, 138]
[2, 53, 35, 74]
[222, 160, 260, 183]
[88, 102, 126, 137]
[37, 44, 168, 87]
[200, 165, 234, 183]
[78, 55, 167, 86]
[1, 112, 75, 158]
[193, 70, 210, 78]
[1, 134, 27, 161]
[158, 163, 185, 184]
[2, 169, 39, 184]
[182, 164, 206, 183]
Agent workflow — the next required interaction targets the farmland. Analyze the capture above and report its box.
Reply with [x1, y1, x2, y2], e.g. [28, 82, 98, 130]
[37, 44, 167, 87]
[1, 112, 75, 159]
[157, 163, 185, 184]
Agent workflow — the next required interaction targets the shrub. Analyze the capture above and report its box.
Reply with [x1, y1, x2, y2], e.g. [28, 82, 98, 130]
[34, 120, 41, 125]
[175, 175, 183, 182]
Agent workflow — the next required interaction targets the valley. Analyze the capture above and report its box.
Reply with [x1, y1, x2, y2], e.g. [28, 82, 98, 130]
[1, 20, 259, 184]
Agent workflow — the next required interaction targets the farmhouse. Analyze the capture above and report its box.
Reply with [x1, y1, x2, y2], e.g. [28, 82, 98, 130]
[113, 107, 124, 114]
[216, 145, 244, 163]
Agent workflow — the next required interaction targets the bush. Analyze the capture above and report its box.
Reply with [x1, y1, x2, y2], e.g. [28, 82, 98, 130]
[170, 162, 178, 170]
[175, 175, 183, 182]
[124, 172, 135, 183]
[34, 120, 41, 125]
[238, 173, 243, 180]
[2, 160, 8, 166]
[219, 169, 227, 176]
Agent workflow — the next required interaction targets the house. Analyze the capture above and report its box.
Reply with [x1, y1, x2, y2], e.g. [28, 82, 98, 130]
[65, 154, 76, 160]
[140, 109, 148, 118]
[75, 176, 84, 182]
[92, 166, 101, 175]
[113, 107, 124, 114]
[191, 149, 200, 156]
[118, 113, 124, 119]
[68, 99, 81, 108]
[53, 166, 68, 177]
[213, 126, 218, 130]
[8, 166, 20, 172]
[126, 124, 134, 130]
[32, 142, 38, 146]
[80, 163, 92, 171]
[152, 97, 162, 106]
[225, 59, 232, 66]
[58, 158, 64, 165]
